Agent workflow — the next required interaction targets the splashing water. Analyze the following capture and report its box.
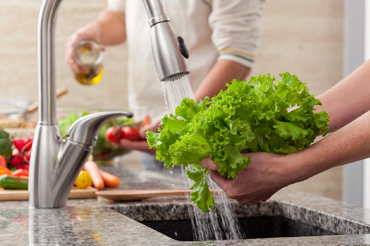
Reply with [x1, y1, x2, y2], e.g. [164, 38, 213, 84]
[181, 166, 244, 241]
[161, 73, 244, 241]
[162, 74, 196, 112]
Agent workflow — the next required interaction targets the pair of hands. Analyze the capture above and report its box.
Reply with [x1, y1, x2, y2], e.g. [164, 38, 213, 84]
[116, 118, 294, 205]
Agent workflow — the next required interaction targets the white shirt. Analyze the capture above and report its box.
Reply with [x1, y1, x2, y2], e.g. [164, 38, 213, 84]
[107, 0, 265, 120]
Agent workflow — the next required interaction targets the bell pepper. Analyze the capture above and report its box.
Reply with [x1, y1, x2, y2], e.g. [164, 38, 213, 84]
[0, 175, 28, 189]
[12, 169, 29, 177]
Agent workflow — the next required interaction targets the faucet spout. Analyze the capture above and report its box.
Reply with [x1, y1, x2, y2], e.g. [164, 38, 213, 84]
[68, 111, 133, 146]
[142, 0, 190, 81]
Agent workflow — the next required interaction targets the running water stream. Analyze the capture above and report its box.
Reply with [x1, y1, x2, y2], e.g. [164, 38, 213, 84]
[161, 74, 244, 241]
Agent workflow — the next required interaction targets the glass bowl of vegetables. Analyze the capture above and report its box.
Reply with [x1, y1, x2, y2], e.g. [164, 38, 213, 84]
[57, 106, 151, 165]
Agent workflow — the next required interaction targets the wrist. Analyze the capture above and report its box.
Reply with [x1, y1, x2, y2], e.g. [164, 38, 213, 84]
[77, 21, 102, 42]
[275, 152, 311, 187]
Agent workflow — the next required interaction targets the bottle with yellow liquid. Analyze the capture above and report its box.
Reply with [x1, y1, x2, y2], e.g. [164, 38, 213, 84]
[74, 39, 104, 85]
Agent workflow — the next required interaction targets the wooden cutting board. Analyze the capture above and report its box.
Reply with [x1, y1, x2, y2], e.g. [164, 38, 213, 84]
[96, 189, 220, 201]
[0, 187, 97, 201]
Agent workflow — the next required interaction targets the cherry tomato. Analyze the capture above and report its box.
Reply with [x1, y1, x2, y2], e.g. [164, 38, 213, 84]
[121, 126, 140, 141]
[105, 126, 122, 143]
[0, 155, 6, 168]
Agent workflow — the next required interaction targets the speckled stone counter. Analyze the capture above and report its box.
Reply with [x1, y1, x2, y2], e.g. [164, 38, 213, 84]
[2, 165, 370, 245]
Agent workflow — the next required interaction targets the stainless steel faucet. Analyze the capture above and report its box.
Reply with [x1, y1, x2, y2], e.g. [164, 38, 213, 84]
[29, 0, 133, 209]
[30, 0, 188, 209]
[142, 0, 190, 81]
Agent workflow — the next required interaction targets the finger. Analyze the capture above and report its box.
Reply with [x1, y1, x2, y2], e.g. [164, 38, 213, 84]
[237, 197, 260, 205]
[65, 36, 91, 74]
[70, 62, 87, 74]
[237, 194, 273, 205]
[248, 195, 273, 204]
[100, 44, 106, 51]
[119, 139, 156, 155]
[201, 157, 219, 171]
[139, 119, 162, 139]
[65, 47, 86, 74]
[139, 125, 151, 139]
[208, 170, 229, 190]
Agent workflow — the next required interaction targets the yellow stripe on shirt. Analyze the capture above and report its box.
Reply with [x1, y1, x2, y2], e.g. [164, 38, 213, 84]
[220, 48, 255, 60]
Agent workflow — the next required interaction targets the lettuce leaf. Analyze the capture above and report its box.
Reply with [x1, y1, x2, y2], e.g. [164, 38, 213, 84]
[147, 73, 330, 212]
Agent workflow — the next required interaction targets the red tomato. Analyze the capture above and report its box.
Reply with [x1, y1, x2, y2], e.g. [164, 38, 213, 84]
[0, 155, 6, 168]
[121, 126, 140, 141]
[105, 126, 122, 143]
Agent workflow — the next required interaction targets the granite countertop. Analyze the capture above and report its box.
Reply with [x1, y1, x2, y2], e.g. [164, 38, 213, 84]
[2, 165, 370, 246]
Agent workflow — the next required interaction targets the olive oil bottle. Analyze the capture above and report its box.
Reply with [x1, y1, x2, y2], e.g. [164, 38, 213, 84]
[74, 39, 104, 86]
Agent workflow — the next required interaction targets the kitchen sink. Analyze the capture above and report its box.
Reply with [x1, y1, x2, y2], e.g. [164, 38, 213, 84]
[110, 199, 369, 242]
[140, 216, 334, 241]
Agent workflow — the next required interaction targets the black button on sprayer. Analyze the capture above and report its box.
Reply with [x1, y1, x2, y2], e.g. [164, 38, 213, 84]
[177, 36, 189, 59]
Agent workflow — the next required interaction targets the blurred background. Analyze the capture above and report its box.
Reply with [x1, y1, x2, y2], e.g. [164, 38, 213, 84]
[0, 1, 344, 201]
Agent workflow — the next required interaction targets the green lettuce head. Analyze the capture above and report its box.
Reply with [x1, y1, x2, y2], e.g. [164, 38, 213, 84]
[147, 72, 330, 212]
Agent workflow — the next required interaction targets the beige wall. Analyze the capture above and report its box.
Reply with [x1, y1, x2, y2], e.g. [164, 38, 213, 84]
[0, 0, 127, 109]
[252, 0, 344, 97]
[0, 0, 344, 107]
[0, 0, 344, 200]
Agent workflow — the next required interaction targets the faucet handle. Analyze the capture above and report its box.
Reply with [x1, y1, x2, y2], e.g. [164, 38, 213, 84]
[68, 111, 133, 146]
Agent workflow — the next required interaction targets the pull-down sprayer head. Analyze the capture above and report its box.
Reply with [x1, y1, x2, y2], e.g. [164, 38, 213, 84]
[142, 0, 190, 81]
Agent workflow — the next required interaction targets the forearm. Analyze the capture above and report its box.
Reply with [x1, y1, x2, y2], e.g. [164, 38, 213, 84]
[315, 59, 370, 132]
[284, 110, 370, 185]
[78, 9, 126, 46]
[193, 60, 251, 101]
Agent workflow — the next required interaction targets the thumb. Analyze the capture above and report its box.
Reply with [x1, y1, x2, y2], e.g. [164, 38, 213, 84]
[201, 157, 219, 171]
[139, 119, 162, 139]
[139, 125, 150, 139]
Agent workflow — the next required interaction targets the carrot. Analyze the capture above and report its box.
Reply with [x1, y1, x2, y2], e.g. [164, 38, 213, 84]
[98, 169, 120, 188]
[143, 115, 151, 126]
[84, 161, 105, 190]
